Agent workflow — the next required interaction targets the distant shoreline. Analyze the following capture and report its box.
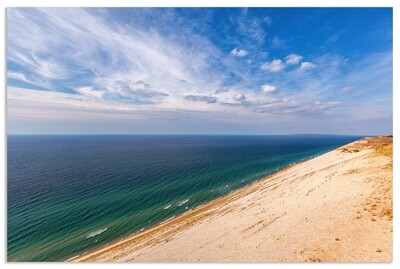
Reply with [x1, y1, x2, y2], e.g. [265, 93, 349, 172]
[8, 133, 367, 137]
[70, 136, 393, 262]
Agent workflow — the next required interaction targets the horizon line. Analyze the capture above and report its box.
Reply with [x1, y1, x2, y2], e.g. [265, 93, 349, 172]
[6, 133, 385, 137]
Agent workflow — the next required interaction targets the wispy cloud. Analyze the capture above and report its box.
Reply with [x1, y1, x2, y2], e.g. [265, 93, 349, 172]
[235, 8, 266, 44]
[270, 36, 285, 49]
[7, 8, 392, 135]
[263, 16, 272, 26]
[7, 71, 30, 83]
[7, 8, 228, 101]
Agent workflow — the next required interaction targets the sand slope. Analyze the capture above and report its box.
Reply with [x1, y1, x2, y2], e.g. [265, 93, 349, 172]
[73, 136, 392, 262]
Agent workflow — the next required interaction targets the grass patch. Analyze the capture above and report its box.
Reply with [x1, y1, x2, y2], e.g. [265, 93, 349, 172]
[375, 144, 393, 158]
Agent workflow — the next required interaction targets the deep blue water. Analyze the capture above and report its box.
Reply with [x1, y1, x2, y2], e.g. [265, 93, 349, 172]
[7, 135, 361, 261]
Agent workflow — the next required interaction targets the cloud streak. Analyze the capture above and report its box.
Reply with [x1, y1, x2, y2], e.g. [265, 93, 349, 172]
[185, 95, 217, 104]
[7, 8, 229, 100]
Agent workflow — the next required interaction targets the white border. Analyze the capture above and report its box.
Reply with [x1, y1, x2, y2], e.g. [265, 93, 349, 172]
[1, 1, 398, 269]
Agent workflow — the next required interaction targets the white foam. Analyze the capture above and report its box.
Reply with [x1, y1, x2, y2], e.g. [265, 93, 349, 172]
[164, 204, 172, 210]
[68, 255, 79, 260]
[178, 199, 190, 206]
[86, 228, 108, 238]
[161, 215, 176, 224]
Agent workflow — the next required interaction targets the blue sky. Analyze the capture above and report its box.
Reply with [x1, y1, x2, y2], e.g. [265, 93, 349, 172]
[7, 8, 392, 135]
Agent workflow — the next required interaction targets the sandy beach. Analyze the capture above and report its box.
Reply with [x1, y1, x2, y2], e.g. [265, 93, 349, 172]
[71, 136, 392, 262]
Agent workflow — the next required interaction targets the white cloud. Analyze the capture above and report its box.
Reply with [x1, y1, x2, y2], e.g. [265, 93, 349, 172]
[230, 48, 248, 57]
[285, 53, 303, 65]
[261, 84, 276, 93]
[261, 59, 284, 72]
[299, 62, 317, 71]
[75, 86, 104, 99]
[263, 16, 272, 26]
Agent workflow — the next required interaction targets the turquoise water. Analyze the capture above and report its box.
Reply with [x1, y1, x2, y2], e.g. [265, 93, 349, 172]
[7, 135, 361, 261]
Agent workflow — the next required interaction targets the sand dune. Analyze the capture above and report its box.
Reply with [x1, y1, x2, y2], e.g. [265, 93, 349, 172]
[72, 136, 392, 262]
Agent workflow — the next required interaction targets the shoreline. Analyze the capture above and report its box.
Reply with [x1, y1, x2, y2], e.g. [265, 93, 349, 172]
[68, 153, 308, 262]
[68, 146, 318, 262]
[70, 136, 392, 262]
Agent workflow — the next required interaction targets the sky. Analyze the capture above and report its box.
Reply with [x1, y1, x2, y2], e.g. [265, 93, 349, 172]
[6, 8, 393, 135]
